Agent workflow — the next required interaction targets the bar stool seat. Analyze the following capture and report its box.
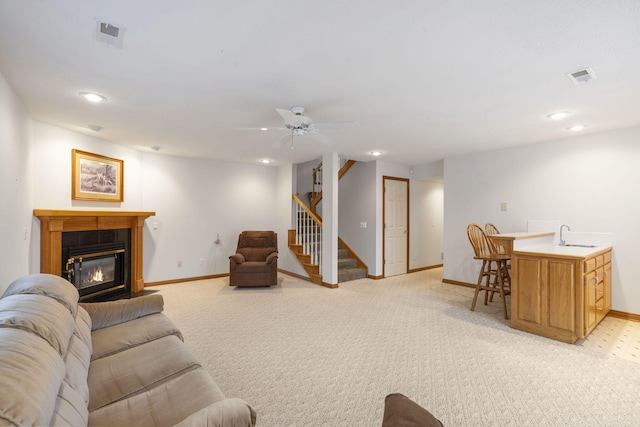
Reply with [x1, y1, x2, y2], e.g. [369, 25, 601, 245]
[467, 223, 511, 319]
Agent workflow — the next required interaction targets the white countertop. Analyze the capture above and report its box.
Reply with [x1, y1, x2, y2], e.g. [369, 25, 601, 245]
[514, 244, 612, 258]
[492, 231, 554, 240]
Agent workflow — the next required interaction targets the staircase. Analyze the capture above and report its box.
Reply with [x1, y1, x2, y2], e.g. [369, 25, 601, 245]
[289, 158, 369, 286]
[338, 243, 367, 282]
[288, 225, 368, 286]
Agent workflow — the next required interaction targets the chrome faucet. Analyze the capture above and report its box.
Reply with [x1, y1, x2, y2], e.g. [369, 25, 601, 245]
[560, 224, 571, 246]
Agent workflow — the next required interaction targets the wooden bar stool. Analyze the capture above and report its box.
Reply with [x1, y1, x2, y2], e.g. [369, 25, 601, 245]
[467, 223, 511, 319]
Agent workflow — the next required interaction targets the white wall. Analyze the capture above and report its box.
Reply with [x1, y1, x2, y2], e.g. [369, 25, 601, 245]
[338, 161, 377, 271]
[141, 153, 278, 283]
[32, 122, 145, 210]
[337, 160, 444, 277]
[443, 126, 640, 314]
[410, 178, 444, 269]
[276, 163, 306, 276]
[0, 73, 33, 293]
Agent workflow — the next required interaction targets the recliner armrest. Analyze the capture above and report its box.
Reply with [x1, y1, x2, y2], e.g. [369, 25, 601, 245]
[265, 252, 278, 264]
[229, 253, 245, 264]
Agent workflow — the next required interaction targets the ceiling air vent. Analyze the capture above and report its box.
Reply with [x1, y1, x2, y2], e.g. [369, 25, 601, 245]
[95, 19, 126, 48]
[566, 67, 597, 84]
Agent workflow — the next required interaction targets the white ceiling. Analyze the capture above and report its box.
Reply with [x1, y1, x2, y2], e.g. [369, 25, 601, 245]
[1, 1, 640, 167]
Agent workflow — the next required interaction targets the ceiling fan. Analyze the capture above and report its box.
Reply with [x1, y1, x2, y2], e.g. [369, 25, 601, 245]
[254, 106, 359, 149]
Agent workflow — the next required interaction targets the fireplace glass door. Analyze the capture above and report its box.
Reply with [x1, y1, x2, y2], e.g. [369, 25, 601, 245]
[65, 242, 126, 300]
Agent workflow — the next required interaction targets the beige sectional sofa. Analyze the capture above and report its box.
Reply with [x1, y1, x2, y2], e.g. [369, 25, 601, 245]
[0, 273, 256, 426]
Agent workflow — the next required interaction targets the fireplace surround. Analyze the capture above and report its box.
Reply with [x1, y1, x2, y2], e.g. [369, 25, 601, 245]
[34, 210, 155, 299]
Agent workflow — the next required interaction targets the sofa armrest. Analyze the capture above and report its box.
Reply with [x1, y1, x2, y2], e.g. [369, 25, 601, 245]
[80, 294, 164, 331]
[265, 252, 278, 265]
[229, 254, 245, 264]
[173, 398, 256, 427]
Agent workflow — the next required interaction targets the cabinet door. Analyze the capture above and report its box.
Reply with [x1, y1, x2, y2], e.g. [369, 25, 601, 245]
[584, 271, 597, 333]
[604, 261, 612, 312]
[547, 259, 578, 334]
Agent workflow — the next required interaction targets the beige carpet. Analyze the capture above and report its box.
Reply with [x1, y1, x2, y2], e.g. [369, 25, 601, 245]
[152, 268, 640, 426]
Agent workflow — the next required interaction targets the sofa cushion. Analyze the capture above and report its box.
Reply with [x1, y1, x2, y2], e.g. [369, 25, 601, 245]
[174, 398, 256, 427]
[80, 294, 164, 330]
[88, 334, 202, 411]
[88, 367, 230, 427]
[0, 328, 66, 426]
[90, 312, 183, 360]
[49, 307, 93, 426]
[0, 294, 75, 357]
[2, 273, 79, 317]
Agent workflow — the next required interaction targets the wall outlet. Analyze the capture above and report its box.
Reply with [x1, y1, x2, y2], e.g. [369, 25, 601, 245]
[360, 222, 367, 228]
[177, 260, 182, 268]
[501, 202, 508, 211]
[199, 258, 204, 266]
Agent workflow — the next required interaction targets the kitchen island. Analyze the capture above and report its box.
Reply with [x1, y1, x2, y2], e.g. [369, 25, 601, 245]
[511, 244, 612, 344]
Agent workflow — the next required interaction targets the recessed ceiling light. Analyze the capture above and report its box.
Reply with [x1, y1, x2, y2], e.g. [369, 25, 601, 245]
[370, 151, 382, 156]
[547, 111, 570, 120]
[261, 159, 271, 164]
[567, 124, 586, 132]
[80, 92, 107, 103]
[260, 128, 269, 131]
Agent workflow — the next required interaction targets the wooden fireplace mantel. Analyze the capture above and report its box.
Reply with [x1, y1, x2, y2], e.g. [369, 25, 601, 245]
[34, 210, 155, 297]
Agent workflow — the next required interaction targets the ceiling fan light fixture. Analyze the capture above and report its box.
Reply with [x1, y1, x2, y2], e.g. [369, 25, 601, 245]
[80, 92, 107, 103]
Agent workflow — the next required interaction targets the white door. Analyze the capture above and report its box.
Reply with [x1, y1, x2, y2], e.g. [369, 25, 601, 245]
[384, 178, 408, 277]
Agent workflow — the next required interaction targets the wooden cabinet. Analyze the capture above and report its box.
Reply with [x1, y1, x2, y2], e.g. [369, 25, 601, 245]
[511, 248, 612, 344]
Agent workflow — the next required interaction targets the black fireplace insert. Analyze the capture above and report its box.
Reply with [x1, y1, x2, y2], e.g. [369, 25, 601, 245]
[64, 242, 126, 300]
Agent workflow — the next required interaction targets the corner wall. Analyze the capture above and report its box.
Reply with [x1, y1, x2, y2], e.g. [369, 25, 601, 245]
[0, 73, 33, 293]
[443, 126, 640, 314]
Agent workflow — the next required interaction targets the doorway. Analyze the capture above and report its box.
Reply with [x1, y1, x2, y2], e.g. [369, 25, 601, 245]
[383, 176, 409, 277]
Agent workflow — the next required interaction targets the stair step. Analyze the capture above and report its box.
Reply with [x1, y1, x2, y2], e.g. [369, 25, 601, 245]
[338, 257, 358, 269]
[338, 267, 367, 283]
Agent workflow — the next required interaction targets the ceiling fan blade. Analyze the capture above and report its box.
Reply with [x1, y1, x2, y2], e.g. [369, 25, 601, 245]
[312, 121, 359, 130]
[272, 132, 294, 148]
[235, 126, 287, 131]
[276, 108, 297, 124]
[276, 108, 311, 126]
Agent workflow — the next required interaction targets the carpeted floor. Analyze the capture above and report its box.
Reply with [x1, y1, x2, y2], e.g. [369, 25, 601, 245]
[152, 268, 640, 426]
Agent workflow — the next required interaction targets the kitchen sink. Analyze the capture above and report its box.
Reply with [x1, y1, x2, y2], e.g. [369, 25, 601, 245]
[563, 244, 596, 248]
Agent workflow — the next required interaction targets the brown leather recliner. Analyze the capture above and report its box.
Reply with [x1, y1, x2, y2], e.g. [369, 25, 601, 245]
[229, 231, 278, 287]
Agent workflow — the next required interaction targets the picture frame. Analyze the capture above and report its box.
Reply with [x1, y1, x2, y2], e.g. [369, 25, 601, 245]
[72, 149, 124, 202]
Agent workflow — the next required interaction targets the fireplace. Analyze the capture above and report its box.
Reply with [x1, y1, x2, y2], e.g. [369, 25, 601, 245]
[63, 234, 129, 301]
[34, 210, 155, 300]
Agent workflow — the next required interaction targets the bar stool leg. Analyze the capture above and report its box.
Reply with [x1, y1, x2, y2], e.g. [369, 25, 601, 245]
[470, 259, 486, 312]
[498, 260, 509, 320]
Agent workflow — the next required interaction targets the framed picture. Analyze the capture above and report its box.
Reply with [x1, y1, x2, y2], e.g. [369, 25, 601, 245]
[72, 149, 124, 202]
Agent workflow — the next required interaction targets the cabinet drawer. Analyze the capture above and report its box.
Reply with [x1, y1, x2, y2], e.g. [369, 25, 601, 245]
[604, 251, 612, 264]
[584, 257, 596, 273]
[595, 255, 604, 269]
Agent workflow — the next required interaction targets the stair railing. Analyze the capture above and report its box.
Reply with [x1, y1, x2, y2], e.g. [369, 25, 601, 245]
[292, 194, 323, 266]
[311, 158, 349, 202]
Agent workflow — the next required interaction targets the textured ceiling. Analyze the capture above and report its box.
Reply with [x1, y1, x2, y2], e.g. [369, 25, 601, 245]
[1, 1, 640, 166]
